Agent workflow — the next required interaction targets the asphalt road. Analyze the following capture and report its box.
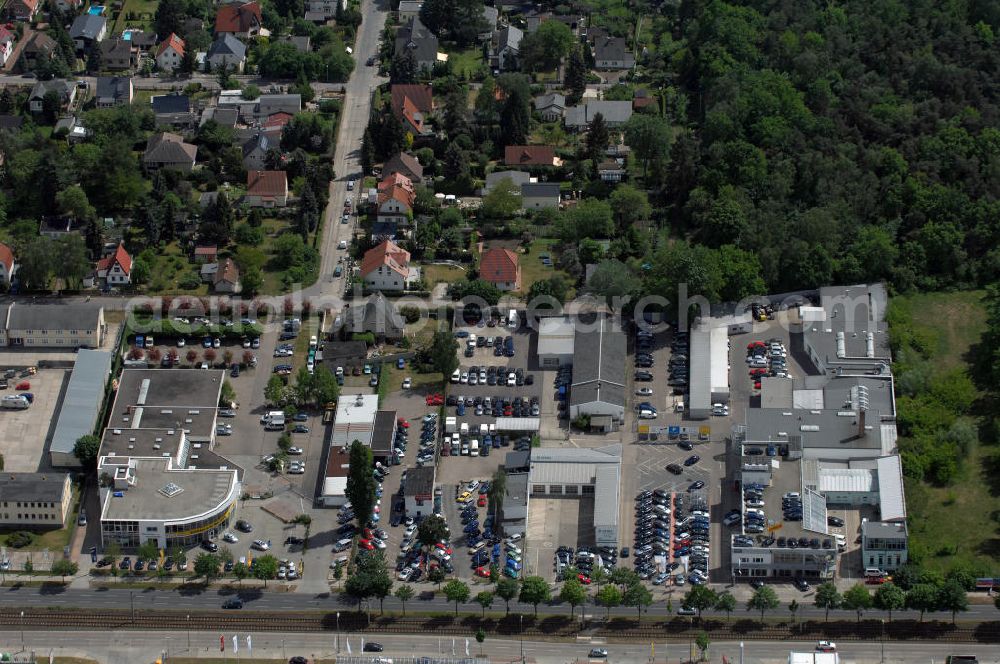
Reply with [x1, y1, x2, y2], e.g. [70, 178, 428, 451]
[1, 585, 997, 623]
[0, 629, 992, 664]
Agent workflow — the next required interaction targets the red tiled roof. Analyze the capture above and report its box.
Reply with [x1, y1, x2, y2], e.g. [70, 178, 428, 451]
[263, 111, 293, 128]
[194, 245, 217, 256]
[156, 33, 185, 58]
[479, 247, 519, 284]
[377, 172, 415, 209]
[391, 84, 433, 118]
[0, 27, 14, 44]
[247, 170, 287, 197]
[97, 243, 132, 277]
[360, 240, 411, 279]
[0, 242, 13, 274]
[215, 1, 261, 34]
[214, 257, 240, 286]
[399, 95, 424, 134]
[504, 145, 556, 166]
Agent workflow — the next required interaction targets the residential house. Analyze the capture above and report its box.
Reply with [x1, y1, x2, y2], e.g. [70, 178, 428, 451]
[151, 94, 196, 128]
[69, 14, 108, 54]
[504, 145, 559, 168]
[533, 93, 566, 122]
[256, 93, 301, 119]
[360, 239, 412, 293]
[484, 170, 530, 194]
[213, 257, 241, 293]
[344, 292, 405, 341]
[3, 302, 106, 348]
[521, 182, 560, 209]
[18, 32, 56, 72]
[0, 242, 16, 287]
[201, 106, 239, 128]
[490, 25, 522, 71]
[143, 132, 198, 172]
[193, 246, 218, 264]
[479, 247, 521, 292]
[283, 35, 311, 52]
[242, 132, 271, 170]
[100, 38, 137, 71]
[245, 170, 288, 207]
[376, 172, 415, 226]
[0, 115, 23, 132]
[39, 217, 85, 239]
[54, 116, 90, 142]
[28, 80, 76, 114]
[390, 84, 433, 136]
[0, 28, 15, 68]
[5, 0, 38, 22]
[564, 100, 633, 130]
[397, 0, 422, 22]
[598, 159, 626, 183]
[524, 9, 549, 33]
[206, 34, 247, 73]
[304, 0, 342, 20]
[155, 33, 185, 72]
[481, 5, 499, 31]
[215, 1, 263, 39]
[95, 76, 133, 107]
[95, 243, 132, 286]
[262, 111, 292, 141]
[53, 0, 82, 13]
[383, 152, 423, 184]
[129, 31, 158, 51]
[593, 36, 635, 71]
[394, 17, 438, 72]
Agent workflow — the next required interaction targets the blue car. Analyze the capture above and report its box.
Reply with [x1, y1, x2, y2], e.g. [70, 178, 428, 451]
[457, 404, 466, 416]
[397, 357, 405, 369]
[506, 558, 522, 570]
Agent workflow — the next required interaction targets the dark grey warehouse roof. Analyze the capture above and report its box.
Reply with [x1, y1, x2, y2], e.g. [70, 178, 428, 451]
[0, 472, 70, 503]
[50, 349, 114, 459]
[7, 302, 103, 331]
[570, 315, 626, 409]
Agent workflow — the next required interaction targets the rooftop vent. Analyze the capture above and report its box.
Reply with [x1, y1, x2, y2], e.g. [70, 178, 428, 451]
[158, 482, 183, 498]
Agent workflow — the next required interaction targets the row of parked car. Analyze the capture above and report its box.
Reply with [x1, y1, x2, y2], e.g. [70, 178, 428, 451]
[746, 339, 792, 389]
[632, 489, 711, 587]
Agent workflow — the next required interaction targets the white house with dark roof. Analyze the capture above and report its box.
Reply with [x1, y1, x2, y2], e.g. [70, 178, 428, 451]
[593, 36, 635, 70]
[206, 34, 247, 73]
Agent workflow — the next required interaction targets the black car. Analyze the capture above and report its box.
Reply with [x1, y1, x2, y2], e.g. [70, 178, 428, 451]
[235, 520, 253, 533]
[688, 480, 705, 492]
[666, 463, 683, 475]
[284, 536, 305, 545]
[201, 540, 218, 552]
[635, 371, 654, 381]
[678, 441, 694, 451]
[363, 643, 384, 652]
[683, 455, 700, 466]
[827, 515, 845, 527]
[793, 578, 811, 592]
[222, 598, 243, 609]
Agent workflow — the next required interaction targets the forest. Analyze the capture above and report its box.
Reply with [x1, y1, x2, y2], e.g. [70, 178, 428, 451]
[639, 0, 1000, 295]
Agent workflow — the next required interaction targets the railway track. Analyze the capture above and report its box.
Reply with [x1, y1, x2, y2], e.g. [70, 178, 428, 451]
[1, 608, 997, 644]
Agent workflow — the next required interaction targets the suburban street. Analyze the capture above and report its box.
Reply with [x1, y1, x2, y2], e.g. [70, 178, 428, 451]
[0, 629, 989, 664]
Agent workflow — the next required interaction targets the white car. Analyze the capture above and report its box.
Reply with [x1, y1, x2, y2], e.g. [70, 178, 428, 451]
[223, 532, 238, 543]
[507, 373, 516, 386]
[638, 408, 657, 419]
[451, 368, 460, 383]
[636, 387, 654, 396]
[467, 480, 480, 491]
[815, 642, 836, 653]
[460, 372, 469, 384]
[402, 377, 412, 389]
[252, 539, 270, 551]
[177, 337, 186, 347]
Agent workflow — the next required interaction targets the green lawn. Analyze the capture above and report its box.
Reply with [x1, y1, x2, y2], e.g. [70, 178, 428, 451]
[890, 291, 995, 572]
[448, 48, 485, 80]
[0, 484, 81, 553]
[422, 263, 466, 287]
[519, 238, 572, 296]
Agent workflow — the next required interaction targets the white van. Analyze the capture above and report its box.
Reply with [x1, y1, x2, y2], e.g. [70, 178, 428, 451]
[508, 309, 518, 328]
[468, 541, 486, 555]
[470, 440, 479, 457]
[451, 368, 461, 383]
[332, 538, 352, 552]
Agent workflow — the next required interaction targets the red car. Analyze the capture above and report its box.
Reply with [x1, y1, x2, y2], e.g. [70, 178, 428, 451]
[358, 539, 374, 550]
[477, 495, 487, 507]
[435, 543, 452, 554]
[747, 341, 766, 350]
[753, 381, 761, 390]
[578, 574, 591, 585]
[397, 418, 410, 428]
[475, 566, 490, 578]
[441, 445, 450, 456]
[749, 368, 767, 376]
[425, 393, 444, 405]
[15, 381, 29, 390]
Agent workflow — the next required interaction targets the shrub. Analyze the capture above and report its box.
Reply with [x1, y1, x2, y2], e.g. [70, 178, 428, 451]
[7, 531, 34, 548]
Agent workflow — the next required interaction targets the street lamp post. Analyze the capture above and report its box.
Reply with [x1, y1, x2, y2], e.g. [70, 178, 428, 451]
[336, 611, 341, 653]
[519, 614, 524, 664]
[186, 614, 190, 649]
[130, 590, 135, 623]
[880, 619, 885, 664]
[20, 610, 24, 652]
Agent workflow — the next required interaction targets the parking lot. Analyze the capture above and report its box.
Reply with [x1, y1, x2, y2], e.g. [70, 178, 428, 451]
[0, 365, 68, 473]
[526, 497, 594, 582]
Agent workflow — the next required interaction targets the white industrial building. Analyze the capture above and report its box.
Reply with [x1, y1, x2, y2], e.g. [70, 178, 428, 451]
[49, 349, 114, 467]
[536, 317, 575, 367]
[320, 394, 380, 507]
[688, 321, 731, 419]
[529, 444, 621, 547]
